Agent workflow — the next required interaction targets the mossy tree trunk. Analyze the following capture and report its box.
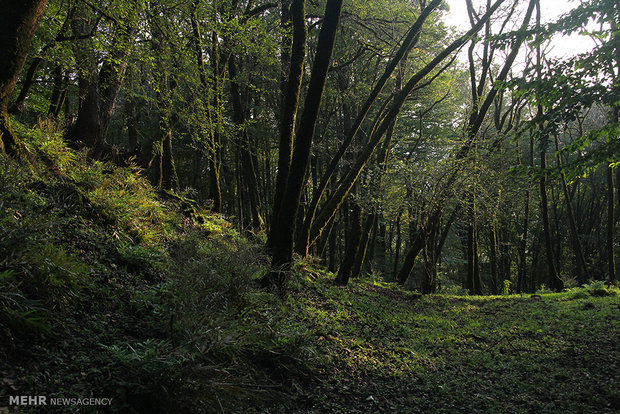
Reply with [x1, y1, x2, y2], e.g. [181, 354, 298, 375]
[0, 0, 49, 156]
[66, 3, 136, 157]
[608, 164, 617, 283]
[262, 0, 344, 295]
[267, 0, 307, 247]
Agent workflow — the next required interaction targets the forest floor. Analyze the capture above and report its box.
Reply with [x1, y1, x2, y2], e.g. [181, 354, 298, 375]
[274, 272, 620, 413]
[1, 127, 619, 413]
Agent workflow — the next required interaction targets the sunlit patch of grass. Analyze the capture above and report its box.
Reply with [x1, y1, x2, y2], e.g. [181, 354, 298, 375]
[85, 168, 177, 243]
[286, 271, 620, 413]
[13, 119, 76, 175]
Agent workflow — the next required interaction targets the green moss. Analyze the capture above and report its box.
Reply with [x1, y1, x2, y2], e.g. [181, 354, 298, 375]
[282, 274, 620, 413]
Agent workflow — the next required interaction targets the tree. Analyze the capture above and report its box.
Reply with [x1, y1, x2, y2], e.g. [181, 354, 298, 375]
[296, 0, 444, 257]
[0, 0, 49, 156]
[513, 0, 619, 286]
[267, 0, 307, 245]
[66, 1, 139, 157]
[395, 0, 536, 292]
[262, 0, 344, 294]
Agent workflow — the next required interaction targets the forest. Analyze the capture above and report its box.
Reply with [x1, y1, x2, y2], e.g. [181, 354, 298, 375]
[0, 0, 618, 412]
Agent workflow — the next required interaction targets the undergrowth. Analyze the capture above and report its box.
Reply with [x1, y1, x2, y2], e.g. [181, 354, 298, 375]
[0, 121, 314, 413]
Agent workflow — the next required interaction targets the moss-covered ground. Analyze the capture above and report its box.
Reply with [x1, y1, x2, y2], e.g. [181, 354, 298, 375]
[283, 275, 619, 413]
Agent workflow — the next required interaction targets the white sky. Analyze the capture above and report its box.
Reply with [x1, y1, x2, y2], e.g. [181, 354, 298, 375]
[442, 0, 597, 59]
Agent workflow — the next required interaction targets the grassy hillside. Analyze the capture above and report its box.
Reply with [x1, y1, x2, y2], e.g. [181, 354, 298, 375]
[1, 125, 619, 413]
[0, 123, 312, 412]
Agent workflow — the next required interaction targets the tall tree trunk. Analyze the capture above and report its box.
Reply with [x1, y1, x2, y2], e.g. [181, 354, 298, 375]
[267, 0, 307, 246]
[0, 0, 49, 156]
[540, 150, 563, 290]
[335, 200, 361, 285]
[608, 164, 617, 282]
[262, 0, 344, 295]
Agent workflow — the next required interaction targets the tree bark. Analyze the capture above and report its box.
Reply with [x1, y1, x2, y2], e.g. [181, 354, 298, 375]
[608, 164, 616, 282]
[262, 0, 344, 295]
[267, 0, 307, 245]
[0, 0, 49, 156]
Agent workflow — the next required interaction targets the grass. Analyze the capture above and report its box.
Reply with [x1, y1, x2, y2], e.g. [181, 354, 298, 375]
[278, 274, 620, 413]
